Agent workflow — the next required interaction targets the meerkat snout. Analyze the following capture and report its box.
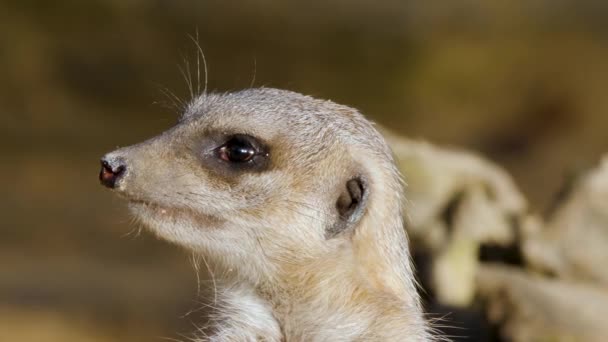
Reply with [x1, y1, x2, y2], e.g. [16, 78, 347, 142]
[99, 157, 127, 189]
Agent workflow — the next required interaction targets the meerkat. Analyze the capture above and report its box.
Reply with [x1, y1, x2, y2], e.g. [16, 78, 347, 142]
[100, 88, 432, 341]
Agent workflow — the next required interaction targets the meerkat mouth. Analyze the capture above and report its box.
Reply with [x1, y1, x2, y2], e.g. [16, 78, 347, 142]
[128, 200, 175, 220]
[128, 199, 167, 212]
[128, 199, 222, 226]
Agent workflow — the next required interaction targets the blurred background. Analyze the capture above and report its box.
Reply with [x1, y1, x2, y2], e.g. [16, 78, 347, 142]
[1, 0, 607, 341]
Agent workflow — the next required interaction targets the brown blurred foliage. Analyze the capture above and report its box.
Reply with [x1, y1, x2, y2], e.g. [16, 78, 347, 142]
[1, 1, 606, 341]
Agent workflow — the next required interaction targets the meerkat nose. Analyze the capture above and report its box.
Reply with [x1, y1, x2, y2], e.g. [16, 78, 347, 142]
[99, 157, 127, 189]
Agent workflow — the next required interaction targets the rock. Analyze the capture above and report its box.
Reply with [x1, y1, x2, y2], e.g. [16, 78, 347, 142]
[523, 155, 608, 286]
[477, 264, 608, 342]
[385, 130, 608, 340]
[384, 129, 527, 306]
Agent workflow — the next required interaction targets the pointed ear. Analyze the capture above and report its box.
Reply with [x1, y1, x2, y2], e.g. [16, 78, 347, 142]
[326, 175, 369, 239]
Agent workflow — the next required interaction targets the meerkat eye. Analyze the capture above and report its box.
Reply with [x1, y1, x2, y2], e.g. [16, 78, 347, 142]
[218, 135, 257, 163]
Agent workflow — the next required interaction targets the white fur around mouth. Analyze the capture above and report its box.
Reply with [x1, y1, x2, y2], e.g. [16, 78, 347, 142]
[128, 199, 221, 225]
[128, 200, 172, 216]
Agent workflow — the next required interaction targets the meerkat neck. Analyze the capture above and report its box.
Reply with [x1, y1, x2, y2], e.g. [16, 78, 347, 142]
[197, 232, 429, 341]
[246, 245, 427, 340]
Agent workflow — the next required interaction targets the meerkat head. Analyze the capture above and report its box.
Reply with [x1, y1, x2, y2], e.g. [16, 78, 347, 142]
[100, 88, 413, 296]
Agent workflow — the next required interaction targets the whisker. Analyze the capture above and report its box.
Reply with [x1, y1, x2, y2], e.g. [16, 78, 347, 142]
[188, 29, 208, 96]
[191, 253, 202, 296]
[200, 253, 218, 306]
[177, 55, 194, 101]
[249, 57, 257, 89]
[159, 85, 186, 110]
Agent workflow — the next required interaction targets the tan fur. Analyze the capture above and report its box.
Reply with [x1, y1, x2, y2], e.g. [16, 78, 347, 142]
[101, 88, 433, 341]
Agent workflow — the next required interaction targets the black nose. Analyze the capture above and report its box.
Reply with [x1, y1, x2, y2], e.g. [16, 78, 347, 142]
[99, 158, 126, 189]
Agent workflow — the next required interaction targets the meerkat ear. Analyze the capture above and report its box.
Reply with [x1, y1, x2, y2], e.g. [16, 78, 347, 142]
[326, 176, 368, 239]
